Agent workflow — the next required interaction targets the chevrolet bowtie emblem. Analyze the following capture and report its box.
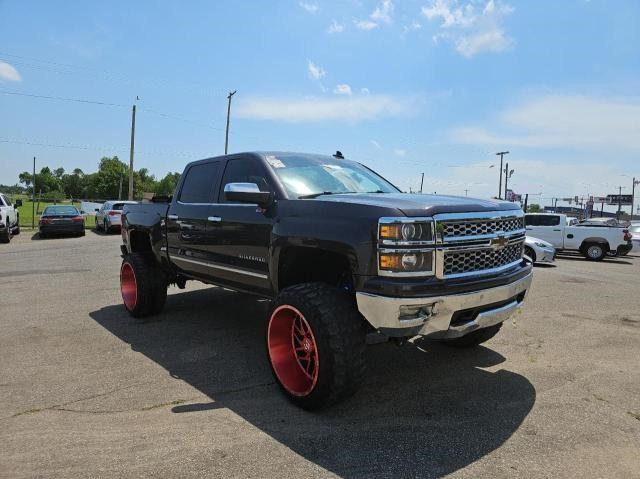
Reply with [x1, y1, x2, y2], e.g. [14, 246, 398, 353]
[490, 235, 508, 250]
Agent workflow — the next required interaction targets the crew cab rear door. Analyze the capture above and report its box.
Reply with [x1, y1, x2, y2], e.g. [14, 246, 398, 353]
[166, 159, 222, 279]
[525, 214, 564, 247]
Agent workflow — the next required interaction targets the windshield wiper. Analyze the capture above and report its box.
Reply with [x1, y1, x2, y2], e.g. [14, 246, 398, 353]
[366, 190, 386, 194]
[299, 191, 358, 199]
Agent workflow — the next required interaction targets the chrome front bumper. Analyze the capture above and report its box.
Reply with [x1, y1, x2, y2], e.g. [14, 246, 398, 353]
[356, 272, 533, 339]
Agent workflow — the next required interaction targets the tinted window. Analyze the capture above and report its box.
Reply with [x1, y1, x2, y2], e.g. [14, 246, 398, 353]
[220, 158, 271, 203]
[179, 162, 220, 203]
[0, 195, 7, 206]
[525, 215, 560, 226]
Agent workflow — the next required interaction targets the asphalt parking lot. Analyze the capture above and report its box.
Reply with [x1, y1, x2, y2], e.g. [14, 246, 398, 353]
[1, 231, 639, 479]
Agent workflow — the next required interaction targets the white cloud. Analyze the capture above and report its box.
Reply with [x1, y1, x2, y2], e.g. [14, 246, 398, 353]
[449, 94, 640, 151]
[371, 140, 383, 149]
[394, 148, 407, 156]
[0, 61, 21, 82]
[333, 83, 353, 95]
[422, 0, 514, 57]
[328, 19, 345, 33]
[354, 0, 395, 31]
[236, 94, 417, 122]
[354, 19, 378, 30]
[371, 0, 394, 24]
[307, 60, 326, 80]
[361, 87, 371, 95]
[299, 2, 319, 14]
[403, 21, 422, 33]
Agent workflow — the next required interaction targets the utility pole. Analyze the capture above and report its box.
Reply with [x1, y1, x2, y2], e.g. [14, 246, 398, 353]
[224, 90, 237, 155]
[631, 177, 639, 220]
[32, 156, 36, 229]
[523, 193, 529, 212]
[496, 151, 509, 199]
[464, 188, 469, 197]
[118, 174, 123, 201]
[420, 172, 424, 194]
[128, 104, 136, 200]
[616, 185, 625, 220]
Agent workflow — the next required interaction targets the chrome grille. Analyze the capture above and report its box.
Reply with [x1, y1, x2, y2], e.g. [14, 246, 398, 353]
[444, 242, 524, 276]
[441, 217, 524, 239]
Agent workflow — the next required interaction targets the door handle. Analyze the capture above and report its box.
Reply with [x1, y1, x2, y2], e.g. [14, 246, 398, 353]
[553, 229, 561, 231]
[207, 216, 222, 222]
[168, 214, 179, 220]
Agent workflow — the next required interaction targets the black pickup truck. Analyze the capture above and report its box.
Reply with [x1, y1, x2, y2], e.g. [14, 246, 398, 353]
[120, 151, 533, 409]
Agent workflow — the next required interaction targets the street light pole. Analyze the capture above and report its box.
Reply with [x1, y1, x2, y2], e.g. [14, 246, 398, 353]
[128, 104, 136, 200]
[495, 151, 509, 199]
[420, 172, 424, 194]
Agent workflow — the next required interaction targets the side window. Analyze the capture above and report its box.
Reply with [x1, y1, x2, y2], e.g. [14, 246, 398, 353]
[220, 158, 271, 203]
[0, 195, 7, 207]
[525, 215, 540, 226]
[543, 215, 561, 226]
[179, 162, 220, 203]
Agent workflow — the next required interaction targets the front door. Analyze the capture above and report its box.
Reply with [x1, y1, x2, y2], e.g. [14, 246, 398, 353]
[205, 157, 275, 295]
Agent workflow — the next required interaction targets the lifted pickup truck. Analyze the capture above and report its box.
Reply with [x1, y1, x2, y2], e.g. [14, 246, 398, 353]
[525, 213, 632, 261]
[120, 152, 533, 409]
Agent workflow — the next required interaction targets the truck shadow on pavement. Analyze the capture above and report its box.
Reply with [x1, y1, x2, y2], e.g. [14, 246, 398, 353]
[90, 287, 536, 479]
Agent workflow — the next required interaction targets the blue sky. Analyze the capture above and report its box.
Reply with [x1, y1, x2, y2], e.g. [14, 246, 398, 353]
[1, 0, 639, 209]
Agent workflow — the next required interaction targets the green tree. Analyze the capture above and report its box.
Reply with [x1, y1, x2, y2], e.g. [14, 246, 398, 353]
[90, 156, 128, 199]
[527, 204, 542, 213]
[154, 172, 181, 196]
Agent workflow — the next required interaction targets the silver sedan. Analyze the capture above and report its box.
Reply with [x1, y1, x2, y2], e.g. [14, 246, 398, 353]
[524, 236, 556, 264]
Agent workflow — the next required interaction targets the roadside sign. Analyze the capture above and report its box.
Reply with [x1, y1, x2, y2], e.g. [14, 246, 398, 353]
[606, 194, 632, 205]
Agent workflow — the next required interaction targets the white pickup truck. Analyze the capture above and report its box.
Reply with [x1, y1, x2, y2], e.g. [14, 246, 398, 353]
[0, 193, 20, 243]
[524, 213, 632, 261]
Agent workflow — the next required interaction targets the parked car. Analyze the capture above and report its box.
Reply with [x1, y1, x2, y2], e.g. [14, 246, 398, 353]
[119, 151, 533, 409]
[95, 201, 137, 233]
[629, 222, 640, 252]
[524, 236, 555, 264]
[577, 217, 621, 227]
[525, 213, 632, 260]
[0, 192, 20, 243]
[39, 205, 85, 238]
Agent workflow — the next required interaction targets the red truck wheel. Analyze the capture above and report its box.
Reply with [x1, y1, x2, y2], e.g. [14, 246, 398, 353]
[268, 305, 319, 397]
[266, 283, 366, 410]
[120, 253, 167, 318]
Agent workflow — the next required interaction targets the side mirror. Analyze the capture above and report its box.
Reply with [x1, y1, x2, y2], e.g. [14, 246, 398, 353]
[14, 199, 22, 207]
[224, 183, 272, 207]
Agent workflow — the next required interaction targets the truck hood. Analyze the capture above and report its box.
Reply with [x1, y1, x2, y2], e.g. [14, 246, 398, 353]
[313, 193, 520, 216]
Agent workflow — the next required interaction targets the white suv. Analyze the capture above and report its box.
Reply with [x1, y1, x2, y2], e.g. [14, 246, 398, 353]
[95, 201, 137, 233]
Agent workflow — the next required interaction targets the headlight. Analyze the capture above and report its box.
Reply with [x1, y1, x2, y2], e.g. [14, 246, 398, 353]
[378, 250, 435, 276]
[379, 218, 434, 244]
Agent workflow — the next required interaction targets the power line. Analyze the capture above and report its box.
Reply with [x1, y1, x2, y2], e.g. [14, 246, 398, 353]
[1, 89, 229, 132]
[0, 89, 128, 107]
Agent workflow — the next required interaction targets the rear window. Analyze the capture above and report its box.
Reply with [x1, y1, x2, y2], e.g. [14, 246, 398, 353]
[525, 215, 560, 226]
[112, 203, 124, 211]
[43, 206, 79, 216]
[179, 161, 220, 203]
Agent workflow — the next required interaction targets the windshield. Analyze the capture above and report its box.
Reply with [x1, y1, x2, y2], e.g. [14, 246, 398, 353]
[43, 206, 79, 216]
[265, 154, 399, 199]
